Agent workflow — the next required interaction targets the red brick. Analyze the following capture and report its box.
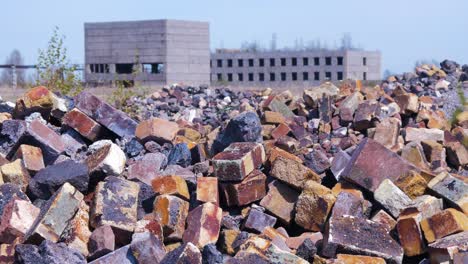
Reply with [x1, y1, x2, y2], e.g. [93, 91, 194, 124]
[135, 118, 179, 144]
[62, 108, 106, 141]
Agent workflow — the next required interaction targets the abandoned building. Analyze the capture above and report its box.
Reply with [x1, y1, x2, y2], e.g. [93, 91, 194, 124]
[84, 19, 210, 86]
[210, 49, 381, 87]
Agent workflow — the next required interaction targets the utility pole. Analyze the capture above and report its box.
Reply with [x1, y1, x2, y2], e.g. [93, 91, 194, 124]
[11, 65, 17, 89]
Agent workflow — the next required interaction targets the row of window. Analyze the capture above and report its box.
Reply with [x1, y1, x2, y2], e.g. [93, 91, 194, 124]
[212, 56, 367, 68]
[214, 71, 364, 82]
[89, 63, 164, 74]
[90, 64, 110, 73]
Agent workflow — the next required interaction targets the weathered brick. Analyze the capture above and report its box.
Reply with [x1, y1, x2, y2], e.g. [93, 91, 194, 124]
[130, 232, 167, 264]
[183, 202, 223, 248]
[25, 182, 84, 244]
[91, 177, 140, 233]
[421, 140, 447, 171]
[270, 156, 320, 189]
[323, 216, 403, 264]
[396, 209, 426, 256]
[74, 91, 137, 138]
[160, 242, 201, 264]
[445, 140, 468, 168]
[342, 138, 418, 192]
[13, 144, 45, 173]
[405, 127, 445, 143]
[88, 225, 115, 260]
[295, 180, 336, 231]
[13, 86, 54, 119]
[420, 208, 468, 243]
[0, 198, 40, 244]
[268, 146, 303, 165]
[212, 142, 265, 181]
[371, 210, 397, 232]
[153, 194, 189, 242]
[394, 170, 427, 199]
[331, 191, 372, 219]
[271, 123, 291, 139]
[374, 179, 412, 218]
[0, 159, 30, 192]
[21, 120, 65, 164]
[428, 172, 468, 214]
[152, 175, 190, 200]
[427, 232, 468, 264]
[136, 118, 179, 144]
[336, 254, 386, 264]
[86, 142, 126, 176]
[394, 93, 419, 115]
[263, 111, 286, 124]
[62, 108, 106, 141]
[220, 170, 266, 207]
[263, 95, 295, 118]
[372, 117, 400, 151]
[260, 180, 299, 224]
[127, 152, 167, 185]
[243, 207, 277, 233]
[401, 141, 431, 170]
[196, 177, 219, 204]
[61, 200, 91, 257]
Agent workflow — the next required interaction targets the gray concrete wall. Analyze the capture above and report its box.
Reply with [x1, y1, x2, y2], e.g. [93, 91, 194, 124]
[84, 19, 210, 86]
[210, 49, 381, 87]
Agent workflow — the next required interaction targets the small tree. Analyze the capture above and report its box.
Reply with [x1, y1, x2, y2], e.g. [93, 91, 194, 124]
[36, 26, 82, 96]
[0, 49, 26, 87]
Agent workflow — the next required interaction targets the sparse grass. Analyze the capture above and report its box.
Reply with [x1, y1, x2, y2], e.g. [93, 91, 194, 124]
[450, 83, 467, 126]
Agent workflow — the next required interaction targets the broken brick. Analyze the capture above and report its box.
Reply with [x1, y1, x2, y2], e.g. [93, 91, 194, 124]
[0, 198, 40, 244]
[260, 180, 300, 224]
[62, 108, 106, 141]
[183, 202, 223, 248]
[428, 172, 468, 214]
[374, 179, 412, 218]
[153, 194, 189, 242]
[136, 118, 179, 144]
[243, 207, 277, 233]
[86, 141, 126, 176]
[270, 156, 320, 189]
[394, 170, 427, 199]
[13, 144, 45, 173]
[160, 242, 202, 264]
[331, 191, 372, 219]
[13, 86, 54, 119]
[212, 142, 265, 181]
[427, 232, 468, 264]
[420, 208, 468, 243]
[0, 159, 30, 192]
[152, 175, 190, 200]
[88, 225, 115, 260]
[196, 177, 219, 204]
[220, 170, 266, 207]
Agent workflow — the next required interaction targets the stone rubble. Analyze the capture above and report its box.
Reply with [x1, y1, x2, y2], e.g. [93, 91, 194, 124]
[0, 59, 466, 263]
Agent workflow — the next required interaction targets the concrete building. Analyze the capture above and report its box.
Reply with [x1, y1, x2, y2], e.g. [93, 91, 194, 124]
[84, 19, 210, 86]
[210, 49, 381, 87]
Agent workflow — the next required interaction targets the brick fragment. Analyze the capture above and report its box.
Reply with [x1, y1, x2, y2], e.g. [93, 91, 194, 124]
[183, 202, 223, 248]
[427, 232, 468, 264]
[263, 111, 286, 124]
[62, 108, 106, 141]
[127, 152, 167, 185]
[295, 180, 336, 231]
[353, 100, 381, 131]
[445, 140, 468, 168]
[152, 175, 190, 200]
[428, 172, 468, 214]
[286, 232, 322, 250]
[153, 194, 189, 242]
[130, 232, 167, 264]
[331, 191, 372, 219]
[394, 93, 419, 115]
[88, 225, 115, 260]
[160, 242, 202, 264]
[220, 170, 266, 207]
[219, 229, 241, 255]
[260, 180, 299, 224]
[374, 179, 412, 218]
[323, 216, 403, 264]
[372, 117, 400, 150]
[243, 207, 277, 233]
[401, 141, 431, 170]
[396, 209, 426, 256]
[61, 200, 91, 257]
[420, 208, 468, 243]
[13, 144, 44, 173]
[270, 156, 320, 189]
[0, 198, 40, 244]
[405, 127, 445, 143]
[0, 159, 30, 192]
[342, 138, 418, 192]
[136, 118, 179, 144]
[89, 244, 136, 264]
[91, 176, 140, 233]
[74, 91, 137, 137]
[212, 142, 265, 181]
[371, 210, 397, 232]
[268, 146, 303, 164]
[86, 142, 126, 176]
[271, 123, 291, 139]
[263, 95, 295, 118]
[394, 170, 427, 199]
[25, 182, 84, 244]
[196, 177, 219, 204]
[421, 140, 447, 171]
[13, 86, 53, 119]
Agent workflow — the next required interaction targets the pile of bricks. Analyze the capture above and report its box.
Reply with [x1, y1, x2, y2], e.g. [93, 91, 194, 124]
[0, 60, 466, 264]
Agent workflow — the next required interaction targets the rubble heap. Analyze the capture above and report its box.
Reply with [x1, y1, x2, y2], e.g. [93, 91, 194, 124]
[0, 60, 466, 264]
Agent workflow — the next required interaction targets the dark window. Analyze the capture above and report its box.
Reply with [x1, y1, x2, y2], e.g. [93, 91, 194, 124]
[314, 72, 320, 81]
[292, 72, 298, 81]
[337, 72, 343, 80]
[270, 58, 275, 66]
[248, 73, 254, 81]
[238, 73, 243, 81]
[292, 57, 297, 66]
[303, 57, 309, 66]
[259, 58, 264, 67]
[363, 72, 367, 80]
[217, 73, 223, 81]
[363, 57, 367, 66]
[303, 72, 309, 81]
[217, 59, 222, 67]
[91, 64, 109, 73]
[227, 73, 233, 82]
[238, 59, 243, 67]
[142, 63, 164, 74]
[314, 57, 320, 66]
[325, 57, 332, 65]
[281, 72, 286, 81]
[210, 60, 212, 68]
[281, 58, 286, 66]
[337, 57, 343, 66]
[116, 63, 133, 74]
[248, 59, 254, 67]
[259, 73, 265, 81]
[227, 59, 233, 67]
[270, 73, 275, 81]
[325, 72, 332, 80]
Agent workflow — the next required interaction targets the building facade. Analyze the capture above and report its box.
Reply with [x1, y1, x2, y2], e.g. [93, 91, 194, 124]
[210, 49, 381, 87]
[84, 19, 210, 86]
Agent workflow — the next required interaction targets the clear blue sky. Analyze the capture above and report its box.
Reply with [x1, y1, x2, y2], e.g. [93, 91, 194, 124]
[2, 0, 467, 73]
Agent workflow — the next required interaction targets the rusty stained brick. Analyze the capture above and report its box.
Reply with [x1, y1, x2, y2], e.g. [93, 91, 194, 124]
[0, 198, 40, 244]
[427, 232, 468, 264]
[420, 208, 468, 243]
[62, 108, 107, 141]
[135, 118, 179, 144]
[91, 176, 140, 233]
[270, 156, 320, 190]
[196, 177, 219, 204]
[151, 175, 190, 201]
[13, 86, 54, 119]
[183, 202, 223, 248]
[428, 172, 468, 214]
[260, 180, 299, 224]
[13, 144, 45, 173]
[220, 170, 266, 207]
[153, 194, 189, 242]
[212, 142, 265, 182]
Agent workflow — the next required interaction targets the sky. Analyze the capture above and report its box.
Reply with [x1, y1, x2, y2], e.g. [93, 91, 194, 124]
[1, 0, 468, 74]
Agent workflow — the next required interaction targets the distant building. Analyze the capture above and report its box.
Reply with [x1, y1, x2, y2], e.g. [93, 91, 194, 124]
[84, 19, 210, 86]
[210, 49, 381, 87]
